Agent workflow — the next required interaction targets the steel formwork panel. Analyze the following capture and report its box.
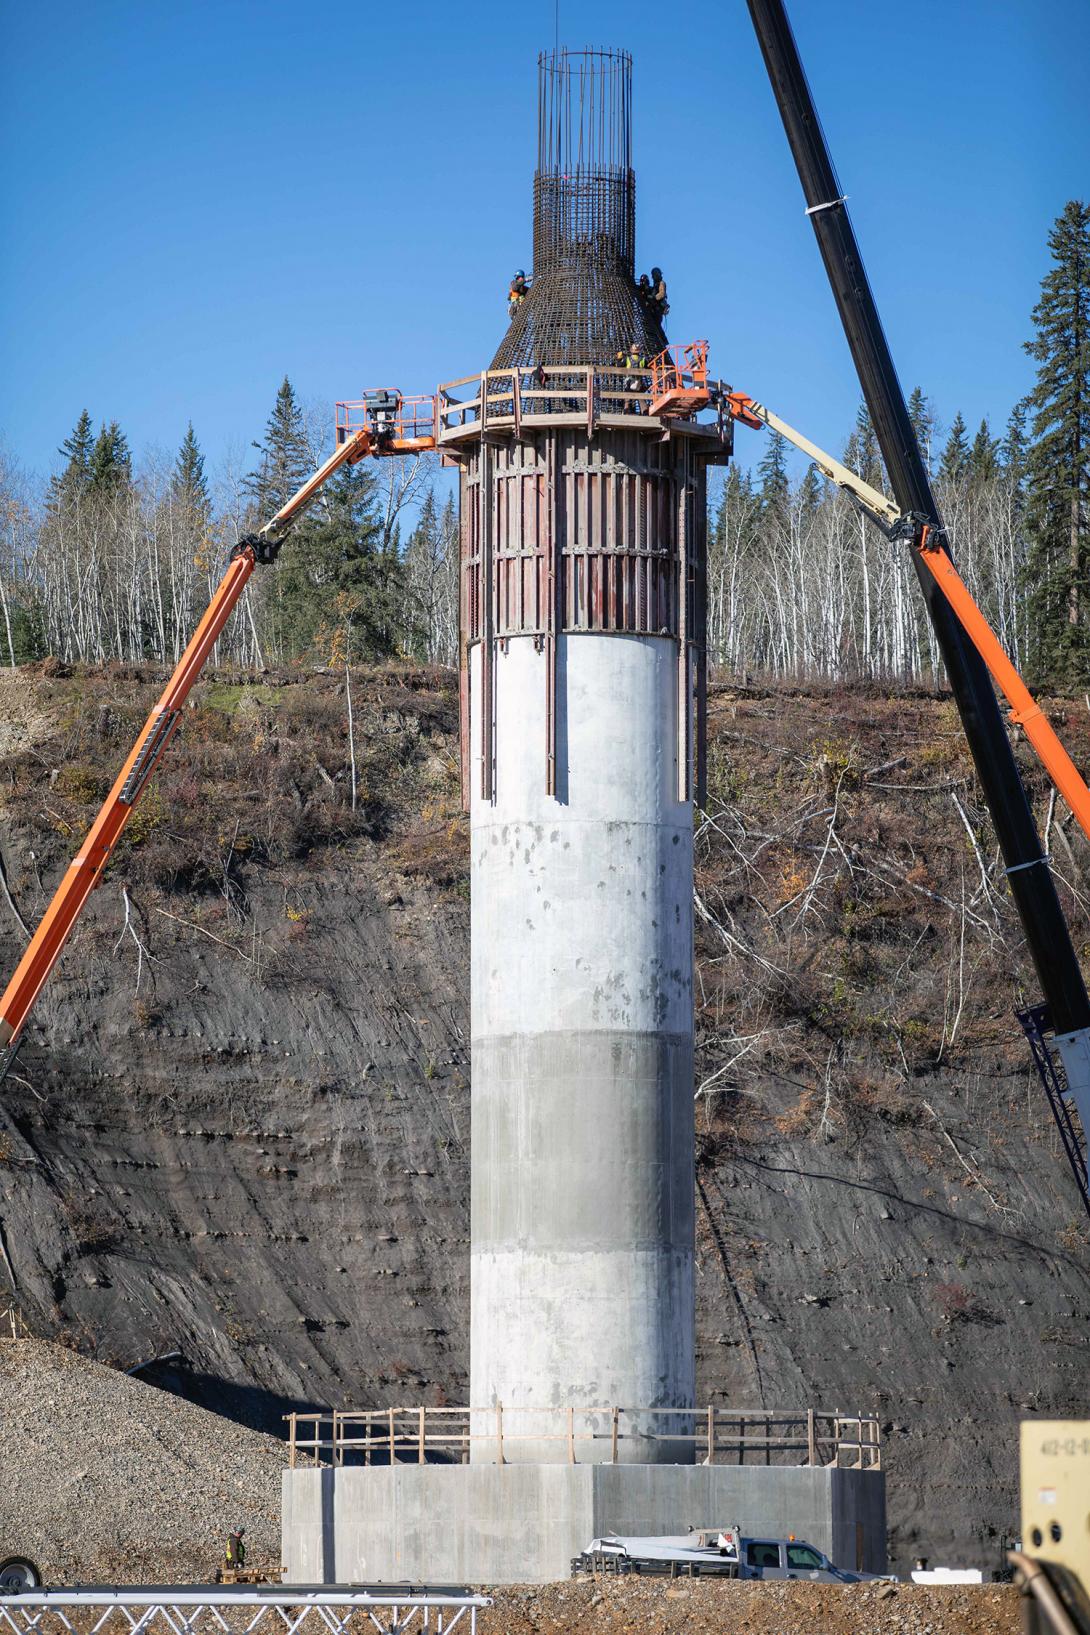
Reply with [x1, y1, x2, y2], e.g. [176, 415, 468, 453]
[461, 433, 694, 645]
[458, 427, 707, 804]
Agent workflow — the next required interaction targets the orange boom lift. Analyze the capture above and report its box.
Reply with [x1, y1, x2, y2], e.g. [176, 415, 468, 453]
[0, 392, 436, 1069]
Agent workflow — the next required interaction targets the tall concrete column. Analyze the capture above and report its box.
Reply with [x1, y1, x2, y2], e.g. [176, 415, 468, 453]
[463, 429, 707, 1463]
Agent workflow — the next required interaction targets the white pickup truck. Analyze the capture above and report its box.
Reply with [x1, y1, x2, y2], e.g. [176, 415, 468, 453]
[572, 1527, 886, 1582]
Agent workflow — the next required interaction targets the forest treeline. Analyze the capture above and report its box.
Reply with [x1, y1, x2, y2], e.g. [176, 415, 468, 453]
[0, 200, 1086, 687]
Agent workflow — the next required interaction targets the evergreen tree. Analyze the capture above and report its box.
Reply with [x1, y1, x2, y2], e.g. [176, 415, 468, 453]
[405, 483, 460, 663]
[968, 417, 1000, 485]
[757, 429, 790, 520]
[1000, 400, 1031, 540]
[173, 421, 209, 515]
[1023, 199, 1090, 681]
[88, 420, 132, 493]
[844, 401, 883, 488]
[1001, 399, 1030, 481]
[49, 409, 95, 502]
[907, 387, 936, 473]
[246, 377, 312, 517]
[939, 412, 970, 485]
[270, 461, 402, 661]
[404, 491, 444, 661]
[798, 462, 823, 519]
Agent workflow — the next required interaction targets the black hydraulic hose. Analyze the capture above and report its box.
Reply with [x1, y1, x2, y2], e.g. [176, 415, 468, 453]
[742, 0, 1090, 1036]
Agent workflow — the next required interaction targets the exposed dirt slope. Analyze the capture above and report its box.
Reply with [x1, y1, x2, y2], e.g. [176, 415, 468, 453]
[0, 663, 1087, 1575]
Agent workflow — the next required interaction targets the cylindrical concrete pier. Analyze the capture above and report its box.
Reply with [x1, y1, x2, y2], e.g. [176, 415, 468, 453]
[462, 427, 708, 1462]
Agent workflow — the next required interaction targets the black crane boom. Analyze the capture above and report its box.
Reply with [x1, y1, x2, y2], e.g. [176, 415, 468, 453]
[742, 0, 1090, 1042]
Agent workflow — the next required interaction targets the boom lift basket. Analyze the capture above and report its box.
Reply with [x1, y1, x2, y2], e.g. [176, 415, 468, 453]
[336, 393, 438, 453]
[649, 341, 711, 418]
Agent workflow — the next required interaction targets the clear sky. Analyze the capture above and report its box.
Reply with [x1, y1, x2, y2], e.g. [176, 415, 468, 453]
[2, 0, 1088, 488]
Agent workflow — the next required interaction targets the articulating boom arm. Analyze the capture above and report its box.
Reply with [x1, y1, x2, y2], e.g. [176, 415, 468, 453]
[0, 420, 386, 1067]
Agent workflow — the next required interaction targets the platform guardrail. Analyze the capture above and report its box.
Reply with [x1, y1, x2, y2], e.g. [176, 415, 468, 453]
[435, 364, 730, 443]
[286, 1404, 881, 1471]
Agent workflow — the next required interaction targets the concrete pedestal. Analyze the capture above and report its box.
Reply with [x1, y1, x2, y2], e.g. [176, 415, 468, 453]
[282, 1463, 886, 1584]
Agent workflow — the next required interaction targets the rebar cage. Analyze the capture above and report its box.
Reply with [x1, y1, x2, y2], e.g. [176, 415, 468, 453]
[492, 49, 667, 370]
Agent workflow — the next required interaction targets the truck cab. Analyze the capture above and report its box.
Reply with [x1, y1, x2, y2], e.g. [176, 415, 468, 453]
[740, 1538, 844, 1579]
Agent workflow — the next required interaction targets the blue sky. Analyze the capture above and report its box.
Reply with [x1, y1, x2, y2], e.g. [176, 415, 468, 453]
[2, 0, 1088, 489]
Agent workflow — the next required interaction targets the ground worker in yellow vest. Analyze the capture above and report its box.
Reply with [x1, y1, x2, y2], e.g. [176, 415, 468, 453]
[225, 1527, 246, 1571]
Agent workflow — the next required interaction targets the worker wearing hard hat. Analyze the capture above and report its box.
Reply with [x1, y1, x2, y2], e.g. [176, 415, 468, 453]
[649, 266, 669, 319]
[225, 1527, 246, 1570]
[508, 270, 530, 317]
[623, 345, 648, 411]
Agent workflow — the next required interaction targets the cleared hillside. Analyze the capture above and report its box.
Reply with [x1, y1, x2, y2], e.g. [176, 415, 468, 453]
[0, 662, 1087, 1573]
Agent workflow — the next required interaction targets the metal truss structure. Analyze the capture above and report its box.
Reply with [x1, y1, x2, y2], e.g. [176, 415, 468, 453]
[0, 1590, 489, 1635]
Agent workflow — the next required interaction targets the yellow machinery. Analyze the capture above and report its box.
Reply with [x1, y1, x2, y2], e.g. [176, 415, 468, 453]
[1014, 1422, 1090, 1634]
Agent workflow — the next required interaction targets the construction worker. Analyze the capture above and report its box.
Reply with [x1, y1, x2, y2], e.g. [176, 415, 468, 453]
[637, 273, 653, 313]
[615, 349, 636, 409]
[508, 270, 529, 317]
[225, 1527, 246, 1571]
[649, 267, 669, 319]
[623, 345, 648, 411]
[365, 389, 400, 449]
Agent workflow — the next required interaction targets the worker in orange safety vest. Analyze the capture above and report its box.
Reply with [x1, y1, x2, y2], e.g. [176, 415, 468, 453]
[508, 270, 530, 316]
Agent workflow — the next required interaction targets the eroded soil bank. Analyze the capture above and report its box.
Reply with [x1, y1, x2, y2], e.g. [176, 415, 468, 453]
[1, 664, 1087, 1576]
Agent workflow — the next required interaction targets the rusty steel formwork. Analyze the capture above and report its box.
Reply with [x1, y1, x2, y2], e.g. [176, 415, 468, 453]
[458, 427, 709, 807]
[491, 49, 667, 370]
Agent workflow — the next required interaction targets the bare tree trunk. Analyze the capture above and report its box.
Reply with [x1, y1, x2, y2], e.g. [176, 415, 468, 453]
[0, 567, 16, 668]
[345, 660, 357, 811]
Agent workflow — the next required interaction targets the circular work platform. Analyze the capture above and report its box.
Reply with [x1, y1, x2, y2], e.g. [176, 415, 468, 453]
[435, 365, 732, 456]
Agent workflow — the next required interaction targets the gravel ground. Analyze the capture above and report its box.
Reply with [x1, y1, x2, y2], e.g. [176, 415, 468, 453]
[483, 1577, 1019, 1635]
[0, 1339, 285, 1582]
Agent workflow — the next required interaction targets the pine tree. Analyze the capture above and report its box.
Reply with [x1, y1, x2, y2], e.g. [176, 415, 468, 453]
[757, 429, 790, 520]
[939, 412, 970, 485]
[246, 377, 312, 517]
[1023, 199, 1090, 681]
[844, 401, 883, 487]
[270, 461, 402, 661]
[173, 421, 209, 515]
[907, 387, 936, 473]
[1001, 399, 1030, 481]
[404, 491, 444, 661]
[49, 409, 95, 502]
[968, 417, 1000, 485]
[88, 420, 132, 493]
[798, 462, 822, 519]
[402, 488, 459, 666]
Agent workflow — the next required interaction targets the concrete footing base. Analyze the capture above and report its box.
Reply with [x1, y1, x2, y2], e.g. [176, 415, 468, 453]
[281, 1463, 887, 1585]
